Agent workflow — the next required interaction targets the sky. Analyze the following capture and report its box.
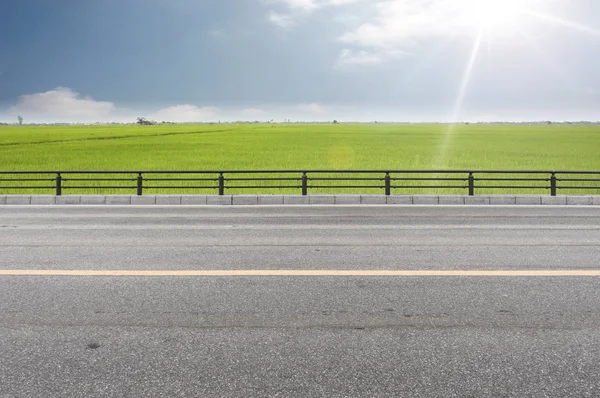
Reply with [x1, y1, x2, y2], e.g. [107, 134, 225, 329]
[1, 0, 600, 123]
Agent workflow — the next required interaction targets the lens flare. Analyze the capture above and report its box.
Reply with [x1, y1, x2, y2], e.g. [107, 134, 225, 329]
[524, 10, 600, 37]
[434, 29, 484, 168]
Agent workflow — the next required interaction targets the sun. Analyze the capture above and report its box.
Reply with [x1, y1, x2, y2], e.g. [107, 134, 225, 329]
[460, 0, 526, 31]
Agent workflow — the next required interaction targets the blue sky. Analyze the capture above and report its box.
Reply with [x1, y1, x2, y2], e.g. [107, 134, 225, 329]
[1, 0, 599, 123]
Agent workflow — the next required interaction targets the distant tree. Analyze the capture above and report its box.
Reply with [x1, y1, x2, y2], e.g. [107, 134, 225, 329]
[136, 117, 156, 126]
[17, 116, 23, 125]
[333, 120, 338, 124]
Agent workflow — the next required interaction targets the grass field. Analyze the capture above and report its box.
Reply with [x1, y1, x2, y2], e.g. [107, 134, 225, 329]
[1, 123, 598, 195]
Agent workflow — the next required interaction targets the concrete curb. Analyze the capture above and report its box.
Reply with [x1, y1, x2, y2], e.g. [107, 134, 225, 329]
[1, 194, 599, 205]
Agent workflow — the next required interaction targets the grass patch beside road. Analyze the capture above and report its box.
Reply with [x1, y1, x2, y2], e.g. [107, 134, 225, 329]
[1, 123, 598, 195]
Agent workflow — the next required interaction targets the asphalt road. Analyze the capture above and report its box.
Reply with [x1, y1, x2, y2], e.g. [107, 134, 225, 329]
[1, 205, 600, 397]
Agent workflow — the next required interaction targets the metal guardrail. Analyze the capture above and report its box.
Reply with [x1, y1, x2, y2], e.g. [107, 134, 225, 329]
[0, 170, 599, 196]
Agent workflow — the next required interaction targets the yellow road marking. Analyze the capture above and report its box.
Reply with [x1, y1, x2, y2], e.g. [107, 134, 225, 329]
[1, 270, 600, 277]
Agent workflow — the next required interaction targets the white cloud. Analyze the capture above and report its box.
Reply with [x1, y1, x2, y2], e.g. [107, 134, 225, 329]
[263, 0, 557, 65]
[266, 0, 361, 11]
[268, 11, 295, 28]
[298, 103, 327, 113]
[268, 0, 320, 11]
[338, 48, 384, 65]
[7, 87, 116, 120]
[265, 0, 364, 27]
[339, 1, 460, 51]
[338, 0, 554, 62]
[148, 105, 220, 123]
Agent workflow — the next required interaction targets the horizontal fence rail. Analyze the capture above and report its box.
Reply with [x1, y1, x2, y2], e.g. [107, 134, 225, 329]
[0, 170, 599, 196]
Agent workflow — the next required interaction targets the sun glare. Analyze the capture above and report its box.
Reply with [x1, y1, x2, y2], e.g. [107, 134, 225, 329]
[461, 0, 525, 30]
[434, 0, 600, 168]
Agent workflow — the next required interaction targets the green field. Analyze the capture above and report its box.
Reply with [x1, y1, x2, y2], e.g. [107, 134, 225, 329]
[1, 123, 599, 195]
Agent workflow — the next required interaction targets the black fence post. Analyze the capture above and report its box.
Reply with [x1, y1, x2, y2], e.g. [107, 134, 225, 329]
[550, 172, 557, 196]
[302, 172, 308, 196]
[468, 172, 475, 196]
[56, 173, 62, 196]
[218, 173, 225, 195]
[137, 173, 143, 196]
[385, 172, 391, 196]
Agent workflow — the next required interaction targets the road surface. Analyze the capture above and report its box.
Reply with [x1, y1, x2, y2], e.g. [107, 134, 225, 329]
[1, 205, 600, 397]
